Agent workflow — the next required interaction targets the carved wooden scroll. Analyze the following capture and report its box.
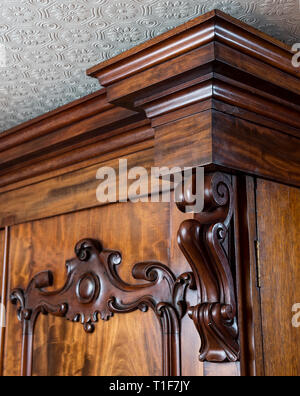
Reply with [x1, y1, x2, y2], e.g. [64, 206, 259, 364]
[177, 172, 240, 363]
[10, 239, 194, 377]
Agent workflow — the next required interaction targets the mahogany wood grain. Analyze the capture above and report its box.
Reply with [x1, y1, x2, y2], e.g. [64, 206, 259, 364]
[3, 201, 170, 376]
[204, 362, 241, 377]
[0, 229, 5, 304]
[212, 111, 300, 187]
[169, 192, 240, 377]
[0, 133, 152, 195]
[0, 123, 153, 188]
[33, 310, 162, 377]
[233, 176, 264, 376]
[256, 180, 300, 376]
[0, 108, 140, 170]
[1, 10, 299, 377]
[0, 149, 156, 228]
[176, 173, 240, 363]
[168, 197, 203, 377]
[154, 111, 212, 171]
[0, 228, 8, 375]
[212, 100, 300, 140]
[0, 11, 299, 194]
[88, 10, 296, 83]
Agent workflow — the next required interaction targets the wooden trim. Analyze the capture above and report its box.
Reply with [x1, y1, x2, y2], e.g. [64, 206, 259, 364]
[0, 227, 10, 376]
[88, 10, 296, 83]
[233, 176, 265, 376]
[0, 148, 157, 228]
[212, 110, 300, 187]
[0, 90, 107, 148]
[0, 10, 299, 193]
[0, 124, 154, 189]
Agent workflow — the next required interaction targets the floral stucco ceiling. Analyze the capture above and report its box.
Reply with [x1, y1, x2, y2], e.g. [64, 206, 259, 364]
[0, 0, 299, 132]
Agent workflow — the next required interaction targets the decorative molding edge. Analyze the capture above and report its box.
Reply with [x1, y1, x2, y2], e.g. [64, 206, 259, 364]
[10, 239, 194, 377]
[177, 172, 240, 362]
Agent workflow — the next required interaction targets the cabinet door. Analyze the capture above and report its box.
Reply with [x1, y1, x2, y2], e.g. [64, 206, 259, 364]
[0, 228, 5, 303]
[3, 203, 169, 376]
[256, 179, 300, 376]
[2, 199, 208, 377]
[0, 228, 7, 375]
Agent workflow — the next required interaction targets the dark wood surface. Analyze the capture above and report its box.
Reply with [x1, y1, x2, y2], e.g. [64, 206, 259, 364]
[256, 179, 300, 376]
[233, 176, 265, 376]
[88, 10, 296, 83]
[177, 173, 240, 363]
[0, 10, 299, 195]
[0, 148, 155, 228]
[11, 237, 195, 376]
[0, 228, 7, 375]
[168, 200, 205, 377]
[155, 110, 212, 171]
[0, 229, 4, 304]
[3, 197, 216, 376]
[4, 202, 170, 376]
[212, 110, 300, 187]
[1, 10, 299, 377]
[3, 190, 243, 377]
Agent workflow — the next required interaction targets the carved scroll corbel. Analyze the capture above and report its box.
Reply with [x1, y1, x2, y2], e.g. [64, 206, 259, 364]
[176, 172, 240, 362]
[10, 239, 194, 376]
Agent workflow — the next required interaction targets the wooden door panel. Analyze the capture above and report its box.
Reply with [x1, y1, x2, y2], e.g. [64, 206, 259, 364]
[4, 202, 169, 376]
[0, 229, 4, 304]
[0, 228, 7, 375]
[32, 310, 161, 376]
[256, 179, 300, 376]
[4, 192, 244, 377]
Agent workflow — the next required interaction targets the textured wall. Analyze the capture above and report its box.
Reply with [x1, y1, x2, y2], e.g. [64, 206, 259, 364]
[0, 0, 299, 132]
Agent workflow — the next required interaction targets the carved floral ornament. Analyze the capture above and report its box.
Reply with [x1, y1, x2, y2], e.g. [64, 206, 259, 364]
[10, 171, 240, 376]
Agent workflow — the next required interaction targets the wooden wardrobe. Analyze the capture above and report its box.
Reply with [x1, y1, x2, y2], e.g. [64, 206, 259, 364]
[0, 10, 299, 377]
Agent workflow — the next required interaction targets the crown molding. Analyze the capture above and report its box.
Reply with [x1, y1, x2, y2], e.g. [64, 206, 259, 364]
[88, 10, 300, 187]
[0, 10, 299, 192]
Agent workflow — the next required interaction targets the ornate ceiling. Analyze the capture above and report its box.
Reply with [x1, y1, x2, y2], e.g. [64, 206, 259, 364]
[0, 0, 299, 133]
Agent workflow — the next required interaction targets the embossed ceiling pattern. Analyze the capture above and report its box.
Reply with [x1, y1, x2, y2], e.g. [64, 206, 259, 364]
[0, 0, 299, 132]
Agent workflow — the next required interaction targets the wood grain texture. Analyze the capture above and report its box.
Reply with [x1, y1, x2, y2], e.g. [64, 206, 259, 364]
[1, 11, 299, 195]
[0, 131, 152, 195]
[33, 310, 161, 377]
[169, 197, 203, 377]
[1, 11, 299, 377]
[0, 90, 107, 148]
[0, 228, 6, 375]
[3, 201, 170, 376]
[204, 362, 241, 377]
[88, 10, 296, 84]
[233, 176, 264, 376]
[11, 236, 194, 376]
[0, 229, 4, 306]
[0, 148, 156, 228]
[213, 111, 300, 187]
[170, 192, 240, 377]
[154, 111, 212, 171]
[0, 118, 150, 189]
[256, 180, 300, 376]
[177, 173, 240, 363]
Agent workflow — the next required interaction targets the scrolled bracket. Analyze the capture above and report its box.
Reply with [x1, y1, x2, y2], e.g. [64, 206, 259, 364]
[176, 172, 240, 363]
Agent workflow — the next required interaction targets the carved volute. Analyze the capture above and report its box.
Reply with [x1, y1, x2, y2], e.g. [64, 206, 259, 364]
[176, 172, 240, 362]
